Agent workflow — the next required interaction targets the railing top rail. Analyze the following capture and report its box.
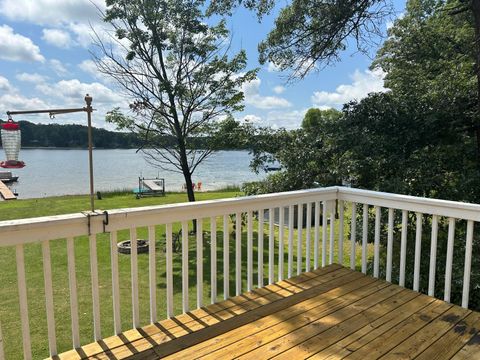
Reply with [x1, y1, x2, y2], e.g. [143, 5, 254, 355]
[337, 187, 480, 221]
[3, 186, 480, 247]
[0, 187, 338, 246]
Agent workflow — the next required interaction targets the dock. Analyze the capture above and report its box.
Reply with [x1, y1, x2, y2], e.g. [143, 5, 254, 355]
[0, 180, 16, 200]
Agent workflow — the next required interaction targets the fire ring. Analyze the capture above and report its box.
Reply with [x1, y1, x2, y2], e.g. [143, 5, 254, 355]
[117, 239, 149, 254]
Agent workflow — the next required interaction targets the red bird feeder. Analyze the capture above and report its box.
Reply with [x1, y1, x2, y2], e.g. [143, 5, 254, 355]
[1, 118, 25, 168]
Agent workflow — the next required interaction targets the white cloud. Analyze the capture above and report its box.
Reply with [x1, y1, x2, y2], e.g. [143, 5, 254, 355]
[0, 76, 11, 91]
[311, 69, 386, 108]
[0, 25, 44, 62]
[242, 114, 262, 123]
[0, 0, 105, 25]
[42, 28, 73, 48]
[243, 78, 291, 110]
[36, 79, 122, 105]
[266, 109, 308, 130]
[0, 92, 48, 111]
[49, 59, 68, 76]
[16, 72, 48, 84]
[267, 61, 280, 72]
[273, 85, 285, 94]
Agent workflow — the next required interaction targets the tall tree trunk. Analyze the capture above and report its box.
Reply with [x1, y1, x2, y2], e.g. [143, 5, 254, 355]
[472, 0, 480, 165]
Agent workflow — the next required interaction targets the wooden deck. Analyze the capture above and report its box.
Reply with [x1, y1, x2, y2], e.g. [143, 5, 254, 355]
[54, 264, 480, 359]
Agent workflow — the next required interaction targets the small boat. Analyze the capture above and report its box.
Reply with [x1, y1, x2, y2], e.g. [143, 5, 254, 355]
[264, 164, 282, 172]
[0, 171, 18, 183]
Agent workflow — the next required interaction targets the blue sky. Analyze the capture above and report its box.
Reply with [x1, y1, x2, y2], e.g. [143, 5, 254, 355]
[0, 0, 405, 130]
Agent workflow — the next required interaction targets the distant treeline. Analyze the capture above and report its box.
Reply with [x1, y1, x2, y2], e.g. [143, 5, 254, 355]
[13, 121, 248, 150]
[18, 121, 141, 148]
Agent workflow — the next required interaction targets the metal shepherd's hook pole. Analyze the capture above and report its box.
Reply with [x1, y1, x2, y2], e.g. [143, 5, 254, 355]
[84, 94, 95, 212]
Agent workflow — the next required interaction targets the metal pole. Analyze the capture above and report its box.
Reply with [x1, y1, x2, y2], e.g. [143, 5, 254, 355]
[85, 94, 95, 212]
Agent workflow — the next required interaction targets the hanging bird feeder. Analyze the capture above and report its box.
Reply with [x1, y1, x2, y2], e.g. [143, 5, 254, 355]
[0, 117, 25, 168]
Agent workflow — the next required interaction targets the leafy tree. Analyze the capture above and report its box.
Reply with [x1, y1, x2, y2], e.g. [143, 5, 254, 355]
[95, 0, 257, 202]
[302, 108, 342, 131]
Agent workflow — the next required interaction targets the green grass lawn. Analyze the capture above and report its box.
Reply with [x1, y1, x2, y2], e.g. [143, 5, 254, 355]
[0, 190, 370, 359]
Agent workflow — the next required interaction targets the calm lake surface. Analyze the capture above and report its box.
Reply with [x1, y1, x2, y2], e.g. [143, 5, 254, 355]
[6, 149, 265, 199]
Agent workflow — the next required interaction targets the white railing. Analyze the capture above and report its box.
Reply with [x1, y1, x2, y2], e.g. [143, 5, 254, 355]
[0, 186, 479, 359]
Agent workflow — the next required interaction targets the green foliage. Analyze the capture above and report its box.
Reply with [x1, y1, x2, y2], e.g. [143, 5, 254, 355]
[302, 108, 342, 131]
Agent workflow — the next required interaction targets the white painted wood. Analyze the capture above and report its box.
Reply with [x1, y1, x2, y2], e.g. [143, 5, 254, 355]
[0, 321, 5, 360]
[130, 228, 139, 328]
[148, 226, 157, 323]
[223, 215, 229, 300]
[278, 207, 285, 281]
[338, 200, 344, 266]
[181, 221, 189, 313]
[258, 210, 264, 288]
[235, 212, 242, 295]
[165, 223, 174, 317]
[67, 237, 80, 346]
[297, 204, 303, 275]
[362, 204, 368, 274]
[210, 217, 217, 304]
[413, 213, 423, 291]
[444, 217, 456, 303]
[373, 206, 381, 278]
[386, 209, 394, 283]
[109, 232, 121, 334]
[16, 244, 31, 360]
[322, 201, 328, 267]
[329, 203, 335, 265]
[288, 205, 294, 278]
[350, 202, 357, 270]
[428, 215, 439, 297]
[89, 234, 101, 340]
[462, 220, 474, 308]
[196, 219, 203, 308]
[314, 201, 320, 269]
[268, 208, 274, 284]
[306, 202, 312, 271]
[10, 186, 480, 247]
[42, 240, 57, 356]
[399, 210, 408, 287]
[247, 211, 254, 290]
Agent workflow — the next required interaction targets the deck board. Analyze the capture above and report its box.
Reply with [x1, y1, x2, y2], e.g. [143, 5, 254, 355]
[53, 265, 480, 360]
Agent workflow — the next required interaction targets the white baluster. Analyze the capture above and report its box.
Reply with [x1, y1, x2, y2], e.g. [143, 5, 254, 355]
[399, 210, 408, 287]
[278, 207, 285, 281]
[181, 221, 189, 313]
[130, 228, 139, 328]
[166, 224, 174, 318]
[322, 201, 328, 267]
[350, 202, 357, 270]
[211, 217, 217, 304]
[362, 204, 368, 274]
[16, 244, 31, 360]
[67, 237, 80, 346]
[338, 200, 344, 266]
[428, 215, 439, 297]
[223, 215, 230, 299]
[89, 234, 101, 340]
[314, 201, 320, 269]
[444, 217, 456, 303]
[236, 212, 242, 295]
[413, 213, 423, 291]
[268, 208, 274, 284]
[373, 206, 381, 278]
[386, 209, 394, 283]
[148, 226, 157, 323]
[247, 211, 254, 290]
[288, 205, 294, 277]
[196, 219, 203, 308]
[462, 220, 474, 308]
[306, 202, 312, 271]
[258, 210, 264, 287]
[329, 202, 335, 265]
[42, 240, 57, 356]
[297, 204, 303, 275]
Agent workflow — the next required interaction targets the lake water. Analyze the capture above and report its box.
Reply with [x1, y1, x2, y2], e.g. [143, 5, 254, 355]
[4, 149, 265, 199]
